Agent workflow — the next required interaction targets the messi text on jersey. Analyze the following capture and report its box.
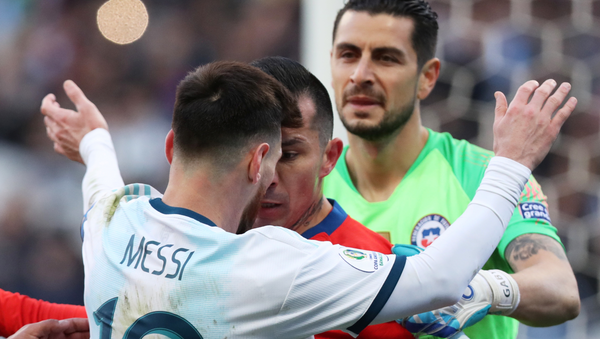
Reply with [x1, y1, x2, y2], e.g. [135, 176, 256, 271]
[119, 233, 194, 280]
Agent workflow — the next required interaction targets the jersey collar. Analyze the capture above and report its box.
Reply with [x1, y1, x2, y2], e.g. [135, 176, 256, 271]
[300, 199, 348, 239]
[149, 198, 217, 226]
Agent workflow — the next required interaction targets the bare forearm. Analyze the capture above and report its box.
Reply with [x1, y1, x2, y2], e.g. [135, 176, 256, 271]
[506, 235, 580, 326]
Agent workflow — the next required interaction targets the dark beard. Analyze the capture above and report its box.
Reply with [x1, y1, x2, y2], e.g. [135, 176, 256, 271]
[236, 182, 266, 234]
[342, 101, 415, 142]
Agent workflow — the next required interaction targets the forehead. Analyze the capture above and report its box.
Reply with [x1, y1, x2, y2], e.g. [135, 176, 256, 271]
[282, 95, 318, 141]
[297, 95, 317, 122]
[335, 11, 416, 54]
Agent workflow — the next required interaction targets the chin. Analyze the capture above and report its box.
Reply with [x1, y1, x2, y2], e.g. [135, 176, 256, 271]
[254, 215, 283, 228]
[256, 204, 291, 227]
[343, 112, 383, 126]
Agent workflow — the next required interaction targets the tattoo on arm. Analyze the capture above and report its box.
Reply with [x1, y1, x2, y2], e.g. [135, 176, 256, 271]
[506, 234, 567, 264]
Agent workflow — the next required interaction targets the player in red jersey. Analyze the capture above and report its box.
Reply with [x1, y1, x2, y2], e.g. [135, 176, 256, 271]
[0, 290, 86, 337]
[7, 318, 88, 339]
[0, 57, 410, 338]
[250, 57, 410, 338]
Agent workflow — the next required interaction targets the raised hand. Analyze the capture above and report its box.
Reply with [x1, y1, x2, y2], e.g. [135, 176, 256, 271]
[40, 80, 108, 164]
[8, 319, 89, 339]
[493, 79, 576, 170]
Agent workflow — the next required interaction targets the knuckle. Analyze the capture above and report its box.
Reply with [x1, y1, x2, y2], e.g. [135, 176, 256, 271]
[536, 118, 547, 128]
[536, 87, 551, 96]
[524, 107, 536, 116]
[546, 96, 561, 107]
[519, 84, 534, 94]
[83, 101, 96, 110]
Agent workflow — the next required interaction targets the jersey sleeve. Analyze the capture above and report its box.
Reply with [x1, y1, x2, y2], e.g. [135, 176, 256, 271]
[246, 227, 405, 338]
[497, 175, 562, 263]
[0, 289, 86, 337]
[439, 134, 563, 264]
[277, 243, 405, 338]
[82, 184, 163, 243]
[80, 128, 125, 213]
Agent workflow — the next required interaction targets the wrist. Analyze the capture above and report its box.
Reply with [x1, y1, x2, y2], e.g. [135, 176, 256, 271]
[479, 269, 520, 316]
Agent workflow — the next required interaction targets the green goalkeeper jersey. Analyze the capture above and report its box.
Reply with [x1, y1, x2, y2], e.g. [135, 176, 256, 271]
[323, 129, 562, 339]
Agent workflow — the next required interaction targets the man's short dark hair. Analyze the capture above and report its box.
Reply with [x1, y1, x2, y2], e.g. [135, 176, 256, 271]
[172, 61, 301, 167]
[333, 0, 439, 69]
[250, 57, 333, 149]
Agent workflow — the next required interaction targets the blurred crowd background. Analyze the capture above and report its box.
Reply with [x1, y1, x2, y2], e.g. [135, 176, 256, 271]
[0, 0, 598, 338]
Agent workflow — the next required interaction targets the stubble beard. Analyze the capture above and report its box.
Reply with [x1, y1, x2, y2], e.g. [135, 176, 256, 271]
[341, 100, 416, 142]
[290, 193, 323, 232]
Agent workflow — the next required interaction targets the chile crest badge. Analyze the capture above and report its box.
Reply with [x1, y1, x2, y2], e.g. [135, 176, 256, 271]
[411, 214, 451, 248]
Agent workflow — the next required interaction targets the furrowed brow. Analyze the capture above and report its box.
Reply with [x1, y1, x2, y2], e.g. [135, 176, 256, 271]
[372, 46, 406, 60]
[335, 42, 361, 53]
[282, 137, 306, 148]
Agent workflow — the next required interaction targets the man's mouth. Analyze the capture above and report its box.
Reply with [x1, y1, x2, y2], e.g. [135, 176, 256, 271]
[261, 202, 282, 208]
[346, 96, 382, 108]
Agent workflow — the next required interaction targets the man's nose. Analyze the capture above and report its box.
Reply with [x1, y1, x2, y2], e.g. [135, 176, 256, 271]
[350, 56, 375, 86]
[269, 168, 280, 188]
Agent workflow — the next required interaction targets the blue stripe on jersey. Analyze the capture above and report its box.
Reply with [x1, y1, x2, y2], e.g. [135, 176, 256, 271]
[124, 186, 132, 202]
[81, 203, 95, 241]
[346, 254, 407, 335]
[133, 184, 139, 196]
[145, 185, 151, 196]
[149, 198, 217, 226]
[301, 199, 347, 239]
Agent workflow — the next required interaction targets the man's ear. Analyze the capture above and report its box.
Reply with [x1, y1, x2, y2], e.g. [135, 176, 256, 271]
[417, 58, 440, 100]
[165, 129, 174, 164]
[248, 143, 270, 184]
[320, 138, 344, 178]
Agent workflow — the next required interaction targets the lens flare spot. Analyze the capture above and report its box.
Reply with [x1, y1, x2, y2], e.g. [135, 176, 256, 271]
[97, 0, 148, 45]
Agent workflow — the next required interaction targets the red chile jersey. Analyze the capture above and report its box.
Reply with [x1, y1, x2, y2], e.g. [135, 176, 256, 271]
[304, 200, 413, 339]
[0, 289, 86, 337]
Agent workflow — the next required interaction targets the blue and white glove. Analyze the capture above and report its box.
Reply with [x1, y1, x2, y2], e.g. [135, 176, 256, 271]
[402, 269, 520, 338]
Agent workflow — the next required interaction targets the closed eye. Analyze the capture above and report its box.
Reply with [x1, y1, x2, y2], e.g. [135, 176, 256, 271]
[380, 54, 398, 63]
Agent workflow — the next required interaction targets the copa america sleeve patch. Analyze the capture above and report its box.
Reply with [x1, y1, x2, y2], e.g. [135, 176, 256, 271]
[338, 248, 390, 273]
[519, 202, 551, 223]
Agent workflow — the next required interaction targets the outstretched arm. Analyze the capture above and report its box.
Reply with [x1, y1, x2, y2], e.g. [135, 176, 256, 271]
[507, 234, 580, 326]
[41, 80, 124, 212]
[372, 79, 576, 323]
[0, 289, 86, 338]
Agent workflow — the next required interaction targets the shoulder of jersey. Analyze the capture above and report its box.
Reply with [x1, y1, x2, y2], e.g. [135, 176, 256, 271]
[246, 225, 329, 251]
[94, 183, 163, 222]
[434, 130, 492, 157]
[431, 131, 493, 174]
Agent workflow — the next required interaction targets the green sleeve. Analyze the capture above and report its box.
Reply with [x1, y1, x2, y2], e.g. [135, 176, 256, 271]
[497, 175, 563, 265]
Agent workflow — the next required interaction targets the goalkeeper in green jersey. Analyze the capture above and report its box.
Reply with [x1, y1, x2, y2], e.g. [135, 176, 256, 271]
[324, 1, 580, 338]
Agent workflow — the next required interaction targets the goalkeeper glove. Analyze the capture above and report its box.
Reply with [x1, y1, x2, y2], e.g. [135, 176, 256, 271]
[401, 269, 520, 338]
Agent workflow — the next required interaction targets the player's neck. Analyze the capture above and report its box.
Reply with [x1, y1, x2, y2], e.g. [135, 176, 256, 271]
[293, 196, 333, 235]
[346, 112, 429, 202]
[162, 161, 249, 233]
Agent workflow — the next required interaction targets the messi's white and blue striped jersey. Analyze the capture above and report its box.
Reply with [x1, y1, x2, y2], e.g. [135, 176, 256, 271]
[82, 183, 406, 339]
[79, 129, 532, 338]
